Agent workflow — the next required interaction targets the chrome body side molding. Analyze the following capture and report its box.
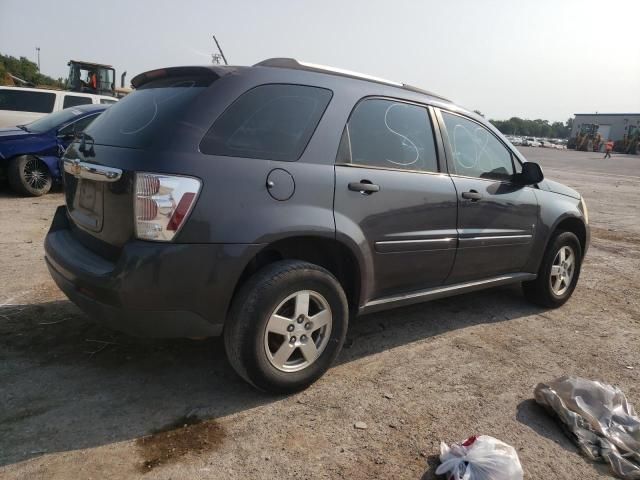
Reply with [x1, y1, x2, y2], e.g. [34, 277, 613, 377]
[360, 272, 537, 314]
[375, 237, 456, 253]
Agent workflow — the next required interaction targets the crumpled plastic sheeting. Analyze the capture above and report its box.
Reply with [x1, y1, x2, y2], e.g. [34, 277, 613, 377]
[534, 376, 640, 479]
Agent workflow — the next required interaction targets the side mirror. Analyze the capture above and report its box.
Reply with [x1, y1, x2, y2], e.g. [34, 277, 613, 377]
[515, 162, 544, 185]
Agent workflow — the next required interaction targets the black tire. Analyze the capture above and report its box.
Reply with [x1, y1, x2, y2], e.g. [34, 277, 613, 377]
[224, 260, 349, 393]
[8, 155, 52, 196]
[523, 231, 582, 308]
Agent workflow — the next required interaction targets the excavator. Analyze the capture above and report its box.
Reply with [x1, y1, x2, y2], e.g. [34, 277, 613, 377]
[66, 60, 131, 98]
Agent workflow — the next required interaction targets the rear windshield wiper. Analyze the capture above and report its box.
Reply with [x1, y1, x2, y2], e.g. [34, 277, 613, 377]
[79, 132, 95, 156]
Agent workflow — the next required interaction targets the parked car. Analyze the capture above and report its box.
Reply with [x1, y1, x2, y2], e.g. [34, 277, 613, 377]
[523, 138, 541, 147]
[44, 59, 590, 393]
[0, 104, 108, 195]
[0, 86, 116, 128]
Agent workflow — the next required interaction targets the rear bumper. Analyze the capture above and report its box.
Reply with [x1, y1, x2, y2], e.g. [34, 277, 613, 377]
[45, 206, 263, 338]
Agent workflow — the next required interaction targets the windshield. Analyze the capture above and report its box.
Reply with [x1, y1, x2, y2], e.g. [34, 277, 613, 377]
[24, 108, 87, 133]
[84, 76, 211, 149]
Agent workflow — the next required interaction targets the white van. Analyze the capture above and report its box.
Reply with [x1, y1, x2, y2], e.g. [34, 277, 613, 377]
[0, 86, 117, 128]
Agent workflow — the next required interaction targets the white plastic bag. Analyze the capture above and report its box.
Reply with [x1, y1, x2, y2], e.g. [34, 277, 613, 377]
[435, 435, 523, 480]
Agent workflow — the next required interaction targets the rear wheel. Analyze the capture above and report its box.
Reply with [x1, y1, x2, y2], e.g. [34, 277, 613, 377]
[224, 260, 349, 393]
[523, 231, 582, 308]
[8, 155, 52, 196]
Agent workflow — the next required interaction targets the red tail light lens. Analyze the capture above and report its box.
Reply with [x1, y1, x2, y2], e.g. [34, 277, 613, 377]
[134, 173, 201, 241]
[167, 192, 196, 231]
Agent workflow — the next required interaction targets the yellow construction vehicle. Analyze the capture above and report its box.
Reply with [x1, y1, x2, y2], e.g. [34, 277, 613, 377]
[616, 125, 640, 154]
[570, 123, 600, 151]
[67, 60, 131, 98]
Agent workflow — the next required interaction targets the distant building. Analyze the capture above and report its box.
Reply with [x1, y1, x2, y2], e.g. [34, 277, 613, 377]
[570, 113, 640, 142]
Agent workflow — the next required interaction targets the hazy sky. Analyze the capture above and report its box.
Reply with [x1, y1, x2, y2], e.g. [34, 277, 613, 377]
[1, 0, 638, 121]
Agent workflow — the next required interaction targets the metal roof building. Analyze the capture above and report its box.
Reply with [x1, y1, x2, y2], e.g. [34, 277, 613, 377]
[570, 113, 640, 142]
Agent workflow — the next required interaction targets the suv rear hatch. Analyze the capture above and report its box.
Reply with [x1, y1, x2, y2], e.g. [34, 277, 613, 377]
[62, 67, 221, 257]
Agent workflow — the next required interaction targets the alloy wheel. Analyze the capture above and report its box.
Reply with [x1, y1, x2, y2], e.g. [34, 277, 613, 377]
[550, 245, 575, 296]
[23, 158, 49, 191]
[263, 290, 332, 372]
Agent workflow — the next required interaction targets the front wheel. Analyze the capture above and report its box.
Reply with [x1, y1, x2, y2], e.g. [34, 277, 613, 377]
[224, 260, 349, 393]
[8, 155, 52, 196]
[523, 231, 583, 308]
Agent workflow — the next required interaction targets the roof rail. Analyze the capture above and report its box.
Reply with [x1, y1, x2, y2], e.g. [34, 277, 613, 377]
[254, 58, 451, 102]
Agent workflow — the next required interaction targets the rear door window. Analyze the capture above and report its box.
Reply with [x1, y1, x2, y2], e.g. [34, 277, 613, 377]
[200, 84, 333, 161]
[63, 95, 92, 108]
[0, 89, 56, 113]
[337, 98, 438, 172]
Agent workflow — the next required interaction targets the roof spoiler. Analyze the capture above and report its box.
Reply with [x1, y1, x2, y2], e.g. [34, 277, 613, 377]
[131, 66, 223, 89]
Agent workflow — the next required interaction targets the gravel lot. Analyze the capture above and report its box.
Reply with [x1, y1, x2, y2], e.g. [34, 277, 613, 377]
[1, 148, 639, 479]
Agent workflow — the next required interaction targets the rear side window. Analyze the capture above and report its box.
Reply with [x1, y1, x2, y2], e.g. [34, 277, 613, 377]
[84, 76, 211, 148]
[200, 84, 333, 161]
[0, 89, 56, 113]
[338, 98, 438, 172]
[63, 95, 92, 108]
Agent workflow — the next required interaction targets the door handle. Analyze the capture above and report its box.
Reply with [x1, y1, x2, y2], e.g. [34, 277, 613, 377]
[461, 190, 482, 201]
[348, 181, 380, 194]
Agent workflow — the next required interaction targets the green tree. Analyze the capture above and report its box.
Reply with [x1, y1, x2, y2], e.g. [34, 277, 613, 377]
[0, 52, 64, 88]
[488, 116, 572, 139]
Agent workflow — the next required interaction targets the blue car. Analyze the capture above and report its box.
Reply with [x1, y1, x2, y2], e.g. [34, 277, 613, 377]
[0, 104, 108, 196]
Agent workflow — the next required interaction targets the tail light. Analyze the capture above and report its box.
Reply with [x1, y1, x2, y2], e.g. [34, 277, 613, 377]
[134, 173, 201, 241]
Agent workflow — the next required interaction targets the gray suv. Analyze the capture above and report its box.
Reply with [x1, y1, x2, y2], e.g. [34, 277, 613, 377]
[45, 59, 589, 392]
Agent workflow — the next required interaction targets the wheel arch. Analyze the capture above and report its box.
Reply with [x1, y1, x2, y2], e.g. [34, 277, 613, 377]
[7, 153, 56, 175]
[227, 235, 364, 321]
[531, 213, 588, 273]
[35, 154, 61, 179]
[551, 215, 588, 255]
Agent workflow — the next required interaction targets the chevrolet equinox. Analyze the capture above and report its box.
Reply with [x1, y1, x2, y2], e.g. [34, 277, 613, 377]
[45, 59, 590, 392]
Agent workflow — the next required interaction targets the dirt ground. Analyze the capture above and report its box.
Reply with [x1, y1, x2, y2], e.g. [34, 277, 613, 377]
[1, 148, 639, 479]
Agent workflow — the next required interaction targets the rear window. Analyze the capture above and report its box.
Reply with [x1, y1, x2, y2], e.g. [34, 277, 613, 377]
[63, 95, 92, 108]
[0, 89, 56, 113]
[25, 108, 86, 133]
[200, 84, 333, 161]
[84, 76, 210, 148]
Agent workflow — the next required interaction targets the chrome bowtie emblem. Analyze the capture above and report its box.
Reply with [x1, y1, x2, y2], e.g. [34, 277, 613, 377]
[63, 158, 122, 182]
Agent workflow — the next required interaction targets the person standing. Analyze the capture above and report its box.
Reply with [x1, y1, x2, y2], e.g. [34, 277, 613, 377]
[604, 139, 614, 159]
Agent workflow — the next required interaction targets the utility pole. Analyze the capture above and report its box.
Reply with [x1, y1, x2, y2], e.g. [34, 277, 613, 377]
[36, 47, 41, 71]
[212, 35, 228, 65]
